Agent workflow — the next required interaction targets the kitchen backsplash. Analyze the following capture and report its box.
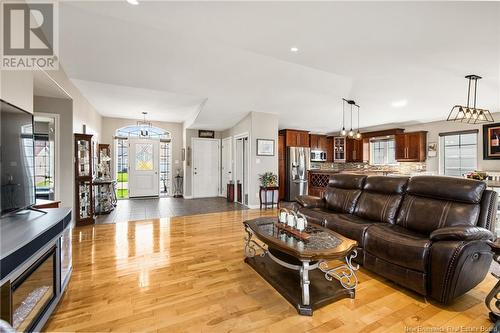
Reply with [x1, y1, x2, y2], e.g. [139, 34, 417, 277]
[310, 162, 428, 175]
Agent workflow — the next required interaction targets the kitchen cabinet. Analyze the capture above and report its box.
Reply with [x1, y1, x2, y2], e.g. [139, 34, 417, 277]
[395, 131, 427, 162]
[333, 137, 346, 162]
[310, 134, 328, 151]
[280, 129, 310, 147]
[326, 136, 334, 162]
[346, 138, 363, 162]
[308, 171, 335, 197]
[310, 134, 319, 150]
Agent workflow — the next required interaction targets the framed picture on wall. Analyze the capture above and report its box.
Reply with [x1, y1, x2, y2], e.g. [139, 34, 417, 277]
[198, 130, 215, 138]
[483, 123, 500, 160]
[257, 139, 275, 156]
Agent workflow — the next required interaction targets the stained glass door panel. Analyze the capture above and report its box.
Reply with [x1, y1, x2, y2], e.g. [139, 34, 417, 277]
[135, 143, 154, 171]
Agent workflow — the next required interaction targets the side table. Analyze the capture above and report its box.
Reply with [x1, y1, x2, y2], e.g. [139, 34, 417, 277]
[259, 186, 279, 210]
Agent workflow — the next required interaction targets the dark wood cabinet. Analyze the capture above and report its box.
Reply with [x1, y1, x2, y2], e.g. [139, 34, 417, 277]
[346, 138, 363, 162]
[310, 134, 319, 150]
[278, 133, 286, 200]
[74, 133, 95, 225]
[395, 131, 427, 162]
[281, 129, 310, 147]
[310, 134, 328, 152]
[326, 137, 334, 162]
[308, 171, 332, 198]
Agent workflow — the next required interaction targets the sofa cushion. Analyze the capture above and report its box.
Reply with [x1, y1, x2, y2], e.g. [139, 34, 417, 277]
[323, 174, 367, 214]
[407, 176, 486, 204]
[354, 176, 409, 223]
[329, 174, 367, 189]
[364, 252, 427, 295]
[396, 195, 481, 235]
[324, 214, 375, 245]
[298, 207, 332, 226]
[365, 224, 431, 272]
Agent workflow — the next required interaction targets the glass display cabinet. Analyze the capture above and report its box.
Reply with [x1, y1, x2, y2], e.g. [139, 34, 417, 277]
[74, 134, 95, 225]
[333, 137, 346, 163]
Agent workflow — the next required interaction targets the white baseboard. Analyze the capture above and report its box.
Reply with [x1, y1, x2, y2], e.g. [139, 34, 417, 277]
[183, 196, 193, 199]
[247, 204, 261, 209]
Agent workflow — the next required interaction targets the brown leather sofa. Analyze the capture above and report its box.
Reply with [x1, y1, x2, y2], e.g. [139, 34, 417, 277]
[295, 174, 498, 304]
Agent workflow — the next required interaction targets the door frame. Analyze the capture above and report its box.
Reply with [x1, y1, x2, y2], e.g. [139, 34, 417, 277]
[191, 137, 221, 199]
[233, 132, 251, 206]
[34, 112, 60, 202]
[221, 137, 232, 197]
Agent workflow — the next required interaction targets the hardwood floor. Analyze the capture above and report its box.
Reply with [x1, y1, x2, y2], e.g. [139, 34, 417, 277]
[45, 209, 496, 332]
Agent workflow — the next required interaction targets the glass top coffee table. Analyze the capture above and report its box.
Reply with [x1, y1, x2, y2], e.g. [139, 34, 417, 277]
[243, 217, 358, 316]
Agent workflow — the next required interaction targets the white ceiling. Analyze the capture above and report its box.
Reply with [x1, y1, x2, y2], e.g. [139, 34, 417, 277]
[58, 1, 500, 132]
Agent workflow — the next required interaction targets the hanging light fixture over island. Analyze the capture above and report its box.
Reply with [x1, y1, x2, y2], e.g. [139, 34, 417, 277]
[447, 75, 494, 124]
[341, 98, 362, 140]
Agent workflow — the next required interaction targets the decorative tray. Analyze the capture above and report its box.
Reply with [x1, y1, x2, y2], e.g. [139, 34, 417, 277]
[276, 223, 311, 241]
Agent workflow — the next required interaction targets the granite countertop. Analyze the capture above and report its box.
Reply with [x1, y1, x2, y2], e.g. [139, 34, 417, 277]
[0, 207, 72, 260]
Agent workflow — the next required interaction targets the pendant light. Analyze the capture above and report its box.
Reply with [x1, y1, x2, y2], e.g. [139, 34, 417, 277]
[447, 75, 494, 124]
[340, 99, 347, 136]
[342, 99, 359, 138]
[348, 101, 354, 137]
[355, 104, 362, 140]
[137, 111, 152, 137]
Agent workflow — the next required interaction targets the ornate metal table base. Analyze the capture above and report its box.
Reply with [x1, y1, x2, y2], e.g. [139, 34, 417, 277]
[244, 226, 357, 316]
[486, 241, 500, 323]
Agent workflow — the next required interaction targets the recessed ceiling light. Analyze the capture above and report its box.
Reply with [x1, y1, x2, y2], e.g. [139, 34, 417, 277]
[391, 99, 408, 108]
[290, 47, 299, 53]
[126, 0, 139, 5]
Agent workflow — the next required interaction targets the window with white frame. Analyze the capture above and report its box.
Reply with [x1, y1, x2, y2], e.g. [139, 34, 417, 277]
[370, 138, 397, 165]
[440, 131, 478, 177]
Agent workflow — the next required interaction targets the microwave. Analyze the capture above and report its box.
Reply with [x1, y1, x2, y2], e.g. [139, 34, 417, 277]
[311, 150, 326, 162]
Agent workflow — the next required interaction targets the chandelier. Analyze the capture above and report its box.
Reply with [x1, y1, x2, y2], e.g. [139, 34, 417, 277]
[341, 98, 361, 140]
[137, 111, 152, 137]
[447, 75, 494, 124]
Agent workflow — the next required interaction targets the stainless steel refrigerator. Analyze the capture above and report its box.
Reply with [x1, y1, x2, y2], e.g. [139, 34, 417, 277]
[285, 147, 311, 201]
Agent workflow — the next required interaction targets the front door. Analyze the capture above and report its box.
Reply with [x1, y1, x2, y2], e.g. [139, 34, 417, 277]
[192, 138, 220, 198]
[128, 138, 160, 198]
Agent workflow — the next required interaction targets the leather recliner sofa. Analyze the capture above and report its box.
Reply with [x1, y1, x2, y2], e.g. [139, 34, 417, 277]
[295, 174, 498, 304]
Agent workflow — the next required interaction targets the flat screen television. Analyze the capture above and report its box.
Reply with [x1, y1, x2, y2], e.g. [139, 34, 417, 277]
[1, 99, 35, 215]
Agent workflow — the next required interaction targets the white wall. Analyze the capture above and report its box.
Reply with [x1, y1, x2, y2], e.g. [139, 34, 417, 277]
[34, 96, 74, 209]
[221, 111, 279, 208]
[41, 69, 102, 140]
[403, 112, 500, 173]
[100, 117, 184, 181]
[1, 71, 34, 113]
[1, 69, 102, 140]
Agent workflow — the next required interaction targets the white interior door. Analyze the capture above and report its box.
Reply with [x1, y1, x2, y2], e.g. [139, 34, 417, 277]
[221, 137, 232, 196]
[192, 138, 220, 198]
[128, 138, 160, 198]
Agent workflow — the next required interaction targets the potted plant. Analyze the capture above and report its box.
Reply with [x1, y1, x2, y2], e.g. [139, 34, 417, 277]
[259, 172, 278, 187]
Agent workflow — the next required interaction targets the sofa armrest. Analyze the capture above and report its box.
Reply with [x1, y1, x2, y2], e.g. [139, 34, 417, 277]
[430, 225, 495, 242]
[296, 195, 325, 209]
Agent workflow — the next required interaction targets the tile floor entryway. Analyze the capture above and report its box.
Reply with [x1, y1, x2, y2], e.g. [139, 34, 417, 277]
[96, 197, 247, 224]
